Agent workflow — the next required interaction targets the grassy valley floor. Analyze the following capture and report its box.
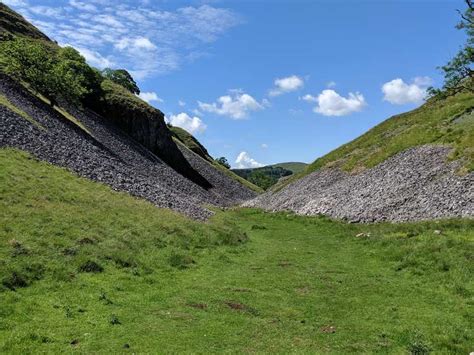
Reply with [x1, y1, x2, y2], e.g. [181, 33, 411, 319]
[0, 148, 473, 353]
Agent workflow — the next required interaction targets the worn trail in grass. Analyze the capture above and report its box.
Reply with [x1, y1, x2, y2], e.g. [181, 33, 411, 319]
[0, 149, 472, 353]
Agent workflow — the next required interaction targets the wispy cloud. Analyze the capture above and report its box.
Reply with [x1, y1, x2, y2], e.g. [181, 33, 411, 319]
[7, 1, 242, 79]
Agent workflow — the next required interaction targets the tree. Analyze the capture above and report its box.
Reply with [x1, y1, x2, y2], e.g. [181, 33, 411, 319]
[430, 0, 474, 97]
[102, 68, 140, 95]
[216, 157, 231, 169]
[0, 38, 102, 105]
[0, 37, 57, 103]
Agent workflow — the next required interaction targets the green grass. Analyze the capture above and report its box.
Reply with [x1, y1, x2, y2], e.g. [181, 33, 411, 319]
[1, 148, 473, 353]
[0, 93, 44, 129]
[169, 126, 213, 161]
[277, 93, 474, 191]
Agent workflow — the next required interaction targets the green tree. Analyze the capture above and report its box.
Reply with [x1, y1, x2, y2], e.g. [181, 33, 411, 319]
[430, 0, 474, 97]
[0, 38, 101, 105]
[102, 68, 140, 95]
[216, 157, 231, 169]
[0, 37, 57, 103]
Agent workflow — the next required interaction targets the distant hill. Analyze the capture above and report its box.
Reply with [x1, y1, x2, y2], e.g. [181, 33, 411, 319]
[232, 162, 307, 190]
[270, 162, 307, 174]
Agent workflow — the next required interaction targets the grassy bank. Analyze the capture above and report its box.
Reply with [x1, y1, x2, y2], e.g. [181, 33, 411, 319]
[0, 148, 472, 353]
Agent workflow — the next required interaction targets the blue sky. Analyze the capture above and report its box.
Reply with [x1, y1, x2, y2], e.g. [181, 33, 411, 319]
[4, 0, 466, 167]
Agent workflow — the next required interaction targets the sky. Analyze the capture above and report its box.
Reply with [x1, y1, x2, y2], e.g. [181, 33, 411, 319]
[3, 0, 467, 168]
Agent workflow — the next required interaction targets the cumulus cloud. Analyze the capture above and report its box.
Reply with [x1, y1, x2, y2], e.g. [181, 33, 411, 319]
[235, 152, 264, 169]
[7, 1, 241, 78]
[269, 75, 304, 96]
[382, 77, 432, 105]
[303, 90, 367, 116]
[138, 92, 163, 104]
[178, 100, 186, 107]
[198, 92, 264, 119]
[261, 143, 268, 149]
[167, 113, 207, 134]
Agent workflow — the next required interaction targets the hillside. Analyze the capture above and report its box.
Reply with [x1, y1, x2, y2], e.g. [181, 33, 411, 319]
[0, 3, 50, 41]
[232, 162, 308, 190]
[0, 4, 258, 217]
[271, 162, 308, 174]
[247, 93, 474, 222]
[1, 148, 473, 353]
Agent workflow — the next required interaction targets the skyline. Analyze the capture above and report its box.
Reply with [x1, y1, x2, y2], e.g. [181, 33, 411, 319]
[3, 0, 466, 167]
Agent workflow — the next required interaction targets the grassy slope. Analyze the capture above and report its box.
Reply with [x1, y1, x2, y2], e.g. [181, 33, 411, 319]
[1, 148, 472, 353]
[0, 4, 50, 41]
[276, 93, 474, 191]
[173, 139, 263, 194]
[169, 126, 213, 161]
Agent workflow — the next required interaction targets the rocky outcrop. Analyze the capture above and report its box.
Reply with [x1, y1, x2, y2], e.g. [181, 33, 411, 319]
[95, 80, 212, 189]
[245, 146, 474, 222]
[0, 75, 256, 219]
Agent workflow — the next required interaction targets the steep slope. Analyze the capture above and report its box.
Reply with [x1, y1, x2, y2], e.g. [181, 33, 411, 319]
[0, 4, 257, 217]
[0, 3, 50, 41]
[247, 94, 474, 222]
[169, 125, 263, 193]
[0, 75, 256, 218]
[169, 125, 213, 161]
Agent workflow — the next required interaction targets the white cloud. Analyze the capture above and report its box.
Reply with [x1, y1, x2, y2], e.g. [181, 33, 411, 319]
[303, 90, 367, 116]
[138, 92, 164, 104]
[29, 6, 63, 17]
[198, 92, 264, 119]
[69, 0, 98, 12]
[235, 151, 264, 169]
[2, 0, 27, 6]
[269, 75, 304, 96]
[167, 113, 207, 134]
[261, 143, 268, 149]
[327, 81, 336, 88]
[382, 77, 432, 105]
[10, 2, 241, 79]
[178, 100, 186, 107]
[116, 36, 156, 51]
[74, 46, 113, 69]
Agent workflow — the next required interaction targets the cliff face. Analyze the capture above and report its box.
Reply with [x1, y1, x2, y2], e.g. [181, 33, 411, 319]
[95, 80, 213, 189]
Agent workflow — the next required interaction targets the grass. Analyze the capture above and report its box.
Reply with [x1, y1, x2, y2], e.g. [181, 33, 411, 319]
[0, 93, 44, 130]
[277, 92, 474, 191]
[169, 125, 213, 162]
[1, 148, 473, 353]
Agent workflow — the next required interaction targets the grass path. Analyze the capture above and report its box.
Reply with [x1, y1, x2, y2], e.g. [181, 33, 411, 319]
[0, 149, 472, 353]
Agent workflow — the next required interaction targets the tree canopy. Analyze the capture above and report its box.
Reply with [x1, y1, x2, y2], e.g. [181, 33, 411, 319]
[102, 68, 140, 95]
